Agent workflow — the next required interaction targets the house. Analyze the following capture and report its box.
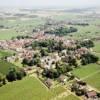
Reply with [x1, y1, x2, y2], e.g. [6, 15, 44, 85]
[45, 78, 53, 88]
[85, 90, 97, 99]
[41, 55, 58, 69]
[59, 75, 67, 83]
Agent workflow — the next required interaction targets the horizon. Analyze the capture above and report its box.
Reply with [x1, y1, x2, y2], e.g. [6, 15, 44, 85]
[0, 0, 100, 9]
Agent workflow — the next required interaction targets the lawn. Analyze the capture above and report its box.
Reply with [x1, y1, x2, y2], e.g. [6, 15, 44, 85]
[84, 72, 100, 91]
[0, 60, 17, 75]
[0, 77, 66, 100]
[72, 64, 100, 78]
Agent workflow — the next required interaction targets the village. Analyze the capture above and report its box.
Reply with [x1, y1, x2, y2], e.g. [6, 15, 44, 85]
[0, 28, 100, 100]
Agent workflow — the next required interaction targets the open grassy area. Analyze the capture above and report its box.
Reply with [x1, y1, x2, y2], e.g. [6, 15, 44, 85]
[0, 50, 14, 58]
[53, 13, 78, 21]
[0, 17, 45, 40]
[0, 77, 66, 100]
[72, 64, 100, 91]
[0, 60, 17, 75]
[0, 29, 25, 40]
[92, 41, 100, 60]
[84, 72, 100, 91]
[93, 41, 100, 53]
[72, 64, 100, 78]
[70, 25, 100, 39]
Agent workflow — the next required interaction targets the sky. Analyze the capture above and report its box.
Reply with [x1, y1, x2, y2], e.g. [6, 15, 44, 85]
[0, 0, 100, 8]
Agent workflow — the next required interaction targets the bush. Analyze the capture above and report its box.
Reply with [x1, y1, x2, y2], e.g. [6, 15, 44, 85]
[6, 68, 17, 82]
[80, 40, 94, 48]
[0, 73, 6, 87]
[16, 71, 23, 80]
[42, 69, 60, 79]
[44, 27, 77, 36]
[75, 90, 84, 96]
[97, 92, 100, 97]
[6, 68, 26, 82]
[81, 53, 99, 65]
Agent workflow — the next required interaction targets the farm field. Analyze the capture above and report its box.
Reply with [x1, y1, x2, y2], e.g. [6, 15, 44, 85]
[70, 25, 100, 39]
[0, 12, 100, 40]
[0, 60, 17, 75]
[0, 77, 67, 100]
[72, 64, 100, 91]
[0, 50, 14, 58]
[92, 41, 100, 60]
[72, 64, 100, 78]
[0, 18, 45, 29]
[0, 18, 45, 40]
[93, 41, 100, 53]
[52, 13, 78, 21]
[0, 29, 23, 40]
[52, 13, 100, 39]
[84, 72, 100, 91]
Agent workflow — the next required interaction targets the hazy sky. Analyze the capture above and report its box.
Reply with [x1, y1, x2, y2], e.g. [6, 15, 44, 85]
[0, 0, 100, 8]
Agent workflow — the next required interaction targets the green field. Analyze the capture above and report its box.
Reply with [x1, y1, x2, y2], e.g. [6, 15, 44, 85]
[70, 25, 100, 39]
[52, 13, 100, 39]
[53, 13, 78, 21]
[72, 64, 100, 78]
[0, 29, 25, 40]
[84, 72, 100, 91]
[72, 64, 100, 90]
[93, 41, 100, 53]
[92, 41, 100, 60]
[0, 13, 100, 40]
[0, 60, 17, 75]
[0, 77, 66, 100]
[0, 50, 14, 58]
[0, 17, 45, 40]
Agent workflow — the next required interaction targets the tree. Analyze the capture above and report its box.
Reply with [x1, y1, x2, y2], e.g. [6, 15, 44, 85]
[75, 89, 84, 96]
[44, 27, 77, 36]
[97, 92, 100, 97]
[16, 71, 23, 80]
[33, 57, 41, 66]
[42, 69, 59, 79]
[22, 58, 29, 66]
[6, 68, 26, 82]
[40, 48, 48, 57]
[33, 53, 40, 58]
[80, 39, 94, 48]
[0, 73, 6, 87]
[6, 68, 17, 82]
[81, 53, 99, 65]
[28, 60, 34, 66]
[56, 63, 72, 74]
[20, 69, 27, 77]
[68, 56, 78, 67]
